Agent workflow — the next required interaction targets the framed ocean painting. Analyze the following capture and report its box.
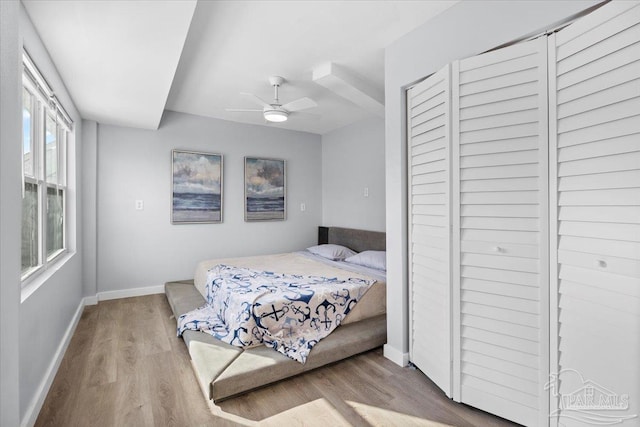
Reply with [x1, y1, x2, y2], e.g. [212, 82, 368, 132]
[244, 157, 286, 221]
[171, 150, 223, 224]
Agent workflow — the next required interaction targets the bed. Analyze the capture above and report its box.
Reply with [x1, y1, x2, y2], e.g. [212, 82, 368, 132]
[164, 226, 387, 402]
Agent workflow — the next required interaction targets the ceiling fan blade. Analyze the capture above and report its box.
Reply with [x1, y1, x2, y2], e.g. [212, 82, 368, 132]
[282, 97, 317, 112]
[225, 108, 263, 112]
[291, 110, 321, 119]
[240, 92, 271, 108]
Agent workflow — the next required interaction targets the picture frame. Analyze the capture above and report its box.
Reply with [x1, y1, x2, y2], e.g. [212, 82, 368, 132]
[171, 149, 223, 224]
[244, 157, 286, 221]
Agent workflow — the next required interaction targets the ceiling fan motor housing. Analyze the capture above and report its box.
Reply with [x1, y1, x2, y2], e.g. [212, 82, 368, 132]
[268, 76, 285, 87]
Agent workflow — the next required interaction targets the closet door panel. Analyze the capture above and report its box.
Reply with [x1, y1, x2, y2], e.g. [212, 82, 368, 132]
[559, 264, 639, 293]
[559, 235, 640, 260]
[461, 265, 539, 288]
[460, 149, 539, 167]
[558, 151, 640, 175]
[460, 137, 540, 156]
[461, 252, 539, 272]
[558, 96, 640, 133]
[463, 204, 539, 218]
[408, 65, 452, 397]
[460, 95, 538, 119]
[558, 169, 640, 191]
[462, 300, 539, 324]
[461, 240, 540, 259]
[460, 163, 540, 180]
[557, 40, 640, 89]
[460, 82, 539, 108]
[557, 115, 640, 147]
[556, 1, 640, 59]
[455, 36, 549, 427]
[411, 129, 446, 150]
[557, 60, 640, 104]
[461, 191, 539, 205]
[558, 250, 640, 278]
[558, 188, 640, 206]
[550, 2, 640, 425]
[462, 229, 539, 246]
[459, 122, 539, 144]
[411, 93, 447, 119]
[461, 176, 539, 193]
[463, 339, 539, 369]
[557, 78, 640, 121]
[557, 134, 640, 161]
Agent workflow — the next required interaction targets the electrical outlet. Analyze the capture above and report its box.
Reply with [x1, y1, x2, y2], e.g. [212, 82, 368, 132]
[300, 203, 306, 212]
[135, 200, 144, 210]
[364, 187, 369, 197]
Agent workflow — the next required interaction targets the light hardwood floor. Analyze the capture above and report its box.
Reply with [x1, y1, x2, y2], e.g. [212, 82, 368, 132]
[35, 294, 517, 427]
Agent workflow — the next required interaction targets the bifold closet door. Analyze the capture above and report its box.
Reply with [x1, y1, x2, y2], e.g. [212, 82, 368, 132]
[407, 65, 452, 397]
[549, 1, 640, 425]
[452, 37, 549, 427]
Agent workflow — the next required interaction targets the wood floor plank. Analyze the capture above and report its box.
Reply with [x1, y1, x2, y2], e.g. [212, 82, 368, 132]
[81, 300, 119, 389]
[113, 345, 154, 426]
[72, 382, 118, 426]
[35, 294, 517, 427]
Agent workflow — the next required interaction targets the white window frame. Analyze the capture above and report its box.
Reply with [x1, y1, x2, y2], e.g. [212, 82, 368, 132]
[21, 50, 72, 285]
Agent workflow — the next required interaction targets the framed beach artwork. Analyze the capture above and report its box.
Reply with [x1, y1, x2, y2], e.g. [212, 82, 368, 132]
[171, 150, 223, 224]
[244, 157, 286, 221]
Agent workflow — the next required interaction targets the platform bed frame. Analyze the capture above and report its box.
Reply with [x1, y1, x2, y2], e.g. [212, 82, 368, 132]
[164, 226, 387, 402]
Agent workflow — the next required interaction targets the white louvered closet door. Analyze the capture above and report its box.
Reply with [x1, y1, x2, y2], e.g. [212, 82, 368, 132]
[452, 37, 549, 427]
[549, 1, 640, 426]
[408, 65, 452, 397]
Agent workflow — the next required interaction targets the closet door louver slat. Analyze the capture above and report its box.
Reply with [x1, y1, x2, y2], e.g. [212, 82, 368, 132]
[454, 37, 549, 427]
[408, 66, 452, 397]
[550, 2, 640, 426]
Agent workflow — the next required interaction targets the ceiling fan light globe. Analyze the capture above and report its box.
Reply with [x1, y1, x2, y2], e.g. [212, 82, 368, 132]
[264, 109, 288, 122]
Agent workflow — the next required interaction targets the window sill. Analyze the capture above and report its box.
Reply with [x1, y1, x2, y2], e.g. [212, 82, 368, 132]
[21, 251, 75, 303]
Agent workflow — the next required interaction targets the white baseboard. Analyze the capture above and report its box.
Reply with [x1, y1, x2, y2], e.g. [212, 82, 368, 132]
[97, 285, 165, 302]
[83, 295, 98, 306]
[383, 344, 410, 367]
[21, 298, 85, 427]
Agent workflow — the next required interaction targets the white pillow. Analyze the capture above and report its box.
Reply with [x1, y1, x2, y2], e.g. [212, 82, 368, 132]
[345, 250, 386, 271]
[306, 244, 356, 261]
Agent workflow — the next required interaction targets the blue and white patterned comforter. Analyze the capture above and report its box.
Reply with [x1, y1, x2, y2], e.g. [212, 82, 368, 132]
[177, 264, 375, 363]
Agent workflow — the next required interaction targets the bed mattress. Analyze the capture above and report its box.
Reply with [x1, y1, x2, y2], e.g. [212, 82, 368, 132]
[192, 251, 386, 325]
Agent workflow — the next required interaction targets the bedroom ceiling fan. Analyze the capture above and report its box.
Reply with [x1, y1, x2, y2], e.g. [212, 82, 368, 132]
[226, 76, 317, 123]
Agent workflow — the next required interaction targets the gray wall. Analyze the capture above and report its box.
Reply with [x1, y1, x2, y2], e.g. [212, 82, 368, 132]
[322, 117, 385, 232]
[82, 120, 98, 298]
[95, 111, 322, 292]
[383, 0, 600, 365]
[0, 1, 22, 425]
[16, 4, 84, 423]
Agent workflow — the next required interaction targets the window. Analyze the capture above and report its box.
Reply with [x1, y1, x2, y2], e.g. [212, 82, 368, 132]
[21, 51, 72, 282]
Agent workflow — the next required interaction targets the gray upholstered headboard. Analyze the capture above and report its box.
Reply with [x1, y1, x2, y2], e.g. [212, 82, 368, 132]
[318, 226, 386, 253]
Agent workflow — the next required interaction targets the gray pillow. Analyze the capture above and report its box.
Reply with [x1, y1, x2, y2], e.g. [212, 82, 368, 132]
[345, 250, 386, 271]
[307, 244, 356, 261]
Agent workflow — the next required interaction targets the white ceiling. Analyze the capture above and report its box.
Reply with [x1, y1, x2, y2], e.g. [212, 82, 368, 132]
[23, 0, 457, 134]
[22, 0, 197, 130]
